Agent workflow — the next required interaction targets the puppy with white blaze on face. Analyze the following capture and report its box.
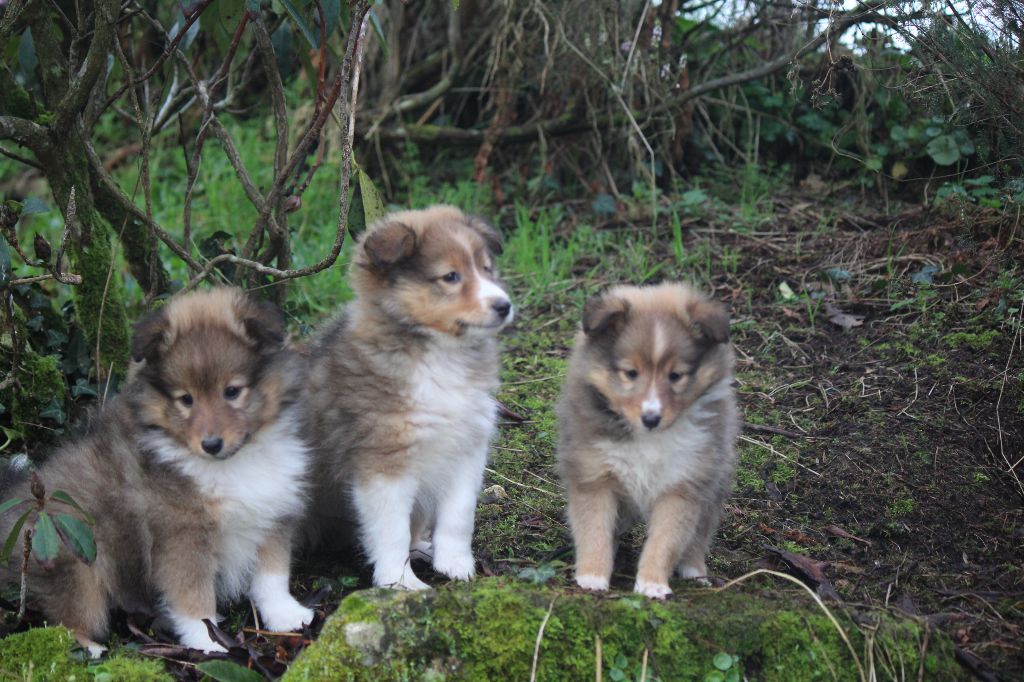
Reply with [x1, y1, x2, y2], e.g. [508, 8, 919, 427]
[304, 205, 512, 590]
[556, 282, 738, 599]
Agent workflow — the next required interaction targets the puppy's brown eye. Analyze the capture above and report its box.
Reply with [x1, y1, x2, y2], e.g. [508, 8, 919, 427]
[179, 394, 193, 407]
[442, 271, 461, 283]
[224, 386, 242, 400]
[668, 371, 682, 382]
[624, 369, 638, 380]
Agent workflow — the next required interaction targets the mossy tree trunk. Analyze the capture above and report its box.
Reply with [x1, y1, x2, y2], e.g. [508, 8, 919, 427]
[0, 0, 170, 377]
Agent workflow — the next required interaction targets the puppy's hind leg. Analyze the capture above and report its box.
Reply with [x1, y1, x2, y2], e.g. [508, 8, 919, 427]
[353, 475, 428, 590]
[431, 452, 485, 581]
[251, 530, 314, 632]
[41, 563, 109, 658]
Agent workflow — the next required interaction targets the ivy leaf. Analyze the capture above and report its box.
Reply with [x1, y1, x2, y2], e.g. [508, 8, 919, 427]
[926, 135, 960, 166]
[31, 511, 60, 568]
[54, 513, 97, 564]
[195, 660, 263, 682]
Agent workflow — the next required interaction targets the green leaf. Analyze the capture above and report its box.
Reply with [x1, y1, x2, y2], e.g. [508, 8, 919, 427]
[1, 510, 32, 564]
[0, 497, 27, 517]
[926, 135, 960, 166]
[704, 672, 725, 682]
[713, 652, 733, 671]
[280, 0, 319, 48]
[865, 157, 883, 173]
[357, 166, 386, 227]
[368, 10, 388, 57]
[51, 491, 95, 524]
[54, 513, 97, 564]
[614, 653, 628, 669]
[778, 281, 796, 301]
[725, 669, 740, 682]
[31, 510, 59, 566]
[195, 660, 263, 682]
[608, 668, 626, 682]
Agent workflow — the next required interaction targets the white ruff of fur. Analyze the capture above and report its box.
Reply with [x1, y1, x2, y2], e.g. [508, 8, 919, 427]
[142, 408, 309, 600]
[595, 378, 733, 516]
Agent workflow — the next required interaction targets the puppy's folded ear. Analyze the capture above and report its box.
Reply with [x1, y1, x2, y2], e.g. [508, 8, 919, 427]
[686, 298, 730, 344]
[131, 307, 169, 363]
[364, 222, 417, 272]
[466, 215, 503, 256]
[582, 293, 630, 338]
[239, 296, 287, 352]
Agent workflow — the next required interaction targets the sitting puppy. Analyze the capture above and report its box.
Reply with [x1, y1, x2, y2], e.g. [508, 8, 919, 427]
[0, 288, 313, 653]
[556, 282, 738, 599]
[305, 205, 512, 590]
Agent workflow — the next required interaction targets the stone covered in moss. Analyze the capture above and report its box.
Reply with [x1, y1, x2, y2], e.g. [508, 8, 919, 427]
[0, 626, 172, 681]
[285, 579, 963, 681]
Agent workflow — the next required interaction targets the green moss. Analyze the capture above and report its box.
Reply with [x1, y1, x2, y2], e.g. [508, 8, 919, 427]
[943, 329, 1002, 351]
[0, 627, 174, 681]
[69, 210, 131, 376]
[0, 350, 66, 442]
[88, 655, 174, 681]
[284, 579, 962, 681]
[0, 626, 84, 681]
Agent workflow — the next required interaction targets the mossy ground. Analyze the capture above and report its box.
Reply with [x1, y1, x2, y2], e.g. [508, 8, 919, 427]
[285, 579, 961, 681]
[0, 626, 171, 681]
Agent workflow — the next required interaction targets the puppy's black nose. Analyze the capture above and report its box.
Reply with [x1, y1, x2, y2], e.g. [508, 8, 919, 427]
[202, 437, 224, 455]
[641, 414, 661, 429]
[492, 300, 512, 318]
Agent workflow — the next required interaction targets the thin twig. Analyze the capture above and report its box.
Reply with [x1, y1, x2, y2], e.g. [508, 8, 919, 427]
[529, 597, 557, 682]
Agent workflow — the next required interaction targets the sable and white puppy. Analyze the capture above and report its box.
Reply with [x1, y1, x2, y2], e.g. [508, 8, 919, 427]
[305, 205, 512, 590]
[0, 288, 313, 654]
[556, 282, 738, 599]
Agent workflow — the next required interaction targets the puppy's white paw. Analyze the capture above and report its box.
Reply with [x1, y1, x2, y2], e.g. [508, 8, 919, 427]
[178, 626, 228, 653]
[85, 643, 107, 659]
[433, 551, 476, 581]
[410, 538, 434, 562]
[260, 596, 315, 633]
[677, 564, 712, 586]
[634, 579, 673, 600]
[393, 574, 430, 591]
[575, 574, 610, 591]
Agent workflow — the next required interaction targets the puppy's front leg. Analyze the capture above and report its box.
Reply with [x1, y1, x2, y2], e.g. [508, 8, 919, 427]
[251, 530, 314, 632]
[567, 480, 618, 591]
[353, 474, 428, 590]
[431, 451, 485, 581]
[153, 535, 225, 653]
[634, 490, 699, 599]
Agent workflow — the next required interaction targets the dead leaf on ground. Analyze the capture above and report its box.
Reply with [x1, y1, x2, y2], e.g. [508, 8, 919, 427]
[825, 523, 873, 546]
[825, 302, 865, 330]
[763, 545, 841, 601]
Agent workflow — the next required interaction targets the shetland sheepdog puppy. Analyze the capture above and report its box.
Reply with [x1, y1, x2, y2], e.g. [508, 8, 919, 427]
[0, 288, 312, 654]
[304, 205, 512, 590]
[556, 282, 738, 599]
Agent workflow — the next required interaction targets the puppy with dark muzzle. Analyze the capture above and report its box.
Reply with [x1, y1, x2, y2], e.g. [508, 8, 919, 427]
[305, 205, 512, 590]
[0, 288, 312, 654]
[556, 282, 738, 599]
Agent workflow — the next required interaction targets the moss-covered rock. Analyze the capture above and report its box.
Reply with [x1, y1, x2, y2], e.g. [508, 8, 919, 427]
[285, 579, 964, 681]
[0, 626, 173, 681]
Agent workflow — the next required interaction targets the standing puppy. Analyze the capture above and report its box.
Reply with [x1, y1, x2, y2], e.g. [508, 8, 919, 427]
[0, 288, 312, 653]
[306, 205, 512, 590]
[557, 282, 738, 599]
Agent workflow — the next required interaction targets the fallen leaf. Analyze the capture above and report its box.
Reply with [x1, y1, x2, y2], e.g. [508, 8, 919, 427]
[764, 545, 841, 601]
[825, 523, 873, 546]
[825, 302, 864, 330]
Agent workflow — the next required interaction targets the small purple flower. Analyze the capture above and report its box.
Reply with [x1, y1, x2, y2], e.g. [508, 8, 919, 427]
[620, 40, 633, 54]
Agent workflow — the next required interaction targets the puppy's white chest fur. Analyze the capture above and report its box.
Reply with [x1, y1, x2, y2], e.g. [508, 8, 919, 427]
[146, 412, 308, 599]
[594, 380, 731, 515]
[406, 340, 497, 472]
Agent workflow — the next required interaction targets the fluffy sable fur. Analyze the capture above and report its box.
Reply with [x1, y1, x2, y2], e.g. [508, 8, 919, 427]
[305, 205, 512, 590]
[556, 282, 738, 599]
[0, 288, 313, 654]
